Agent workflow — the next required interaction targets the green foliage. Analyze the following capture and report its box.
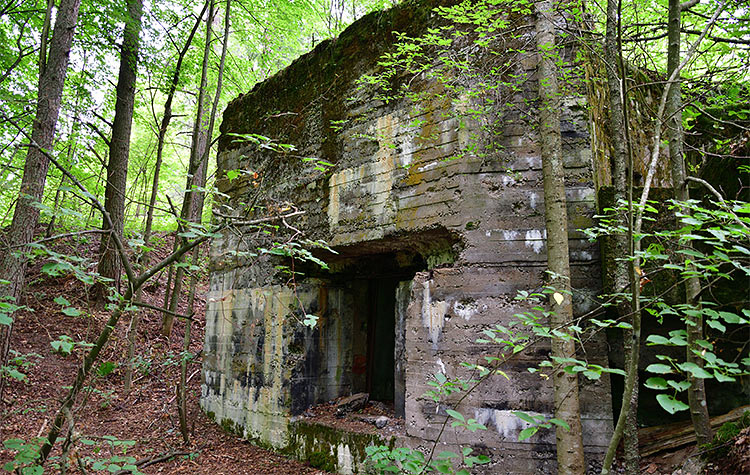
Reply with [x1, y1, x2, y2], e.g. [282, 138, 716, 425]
[514, 412, 570, 441]
[3, 437, 44, 474]
[50, 335, 93, 356]
[365, 445, 489, 474]
[0, 350, 42, 383]
[589, 196, 750, 414]
[0, 295, 23, 327]
[76, 435, 142, 473]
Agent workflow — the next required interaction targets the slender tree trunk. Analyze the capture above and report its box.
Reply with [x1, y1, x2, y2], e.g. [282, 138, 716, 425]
[123, 3, 207, 393]
[95, 0, 144, 297]
[162, 0, 215, 336]
[0, 0, 82, 398]
[605, 0, 639, 471]
[666, 0, 712, 446]
[38, 0, 54, 76]
[177, 1, 230, 437]
[536, 2, 585, 472]
[603, 5, 728, 472]
[141, 1, 208, 253]
[178, 246, 199, 444]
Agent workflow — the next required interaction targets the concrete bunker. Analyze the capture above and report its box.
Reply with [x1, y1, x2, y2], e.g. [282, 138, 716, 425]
[202, 0, 616, 472]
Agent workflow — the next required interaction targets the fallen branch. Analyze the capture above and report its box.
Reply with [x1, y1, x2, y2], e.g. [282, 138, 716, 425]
[113, 451, 192, 475]
[639, 404, 750, 457]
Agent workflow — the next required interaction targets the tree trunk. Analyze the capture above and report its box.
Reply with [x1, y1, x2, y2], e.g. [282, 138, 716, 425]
[605, 0, 639, 471]
[666, 0, 712, 446]
[95, 0, 144, 297]
[38, 0, 55, 76]
[141, 0, 208, 253]
[124, 0, 209, 394]
[535, 2, 585, 472]
[162, 0, 215, 337]
[0, 0, 82, 397]
[177, 0, 230, 437]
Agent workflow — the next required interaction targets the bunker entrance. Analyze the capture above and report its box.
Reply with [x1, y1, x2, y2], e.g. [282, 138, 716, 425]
[297, 249, 425, 418]
[334, 255, 422, 418]
[294, 229, 457, 419]
[367, 277, 397, 403]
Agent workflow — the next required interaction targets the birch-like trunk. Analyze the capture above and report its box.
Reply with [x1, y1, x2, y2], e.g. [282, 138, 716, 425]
[605, 0, 639, 471]
[536, 1, 585, 472]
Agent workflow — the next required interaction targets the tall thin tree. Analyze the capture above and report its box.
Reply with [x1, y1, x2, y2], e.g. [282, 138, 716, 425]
[666, 0, 712, 446]
[95, 0, 144, 297]
[123, 1, 209, 393]
[605, 0, 639, 470]
[0, 0, 82, 396]
[178, 0, 232, 442]
[162, 0, 215, 337]
[535, 0, 585, 472]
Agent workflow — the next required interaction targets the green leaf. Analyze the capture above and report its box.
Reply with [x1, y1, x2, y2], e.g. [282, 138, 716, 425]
[582, 370, 601, 380]
[718, 311, 741, 324]
[61, 307, 81, 317]
[714, 371, 736, 383]
[518, 426, 538, 441]
[4, 368, 26, 381]
[655, 394, 689, 414]
[445, 409, 465, 422]
[644, 377, 668, 390]
[646, 364, 673, 374]
[706, 319, 726, 332]
[646, 335, 670, 345]
[97, 361, 116, 377]
[549, 418, 570, 431]
[437, 451, 459, 459]
[226, 169, 241, 182]
[695, 339, 714, 350]
[678, 362, 712, 378]
[667, 380, 690, 392]
[54, 296, 70, 306]
[513, 411, 536, 424]
[0, 313, 12, 326]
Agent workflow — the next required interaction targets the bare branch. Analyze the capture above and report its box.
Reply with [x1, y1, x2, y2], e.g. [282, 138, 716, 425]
[686, 176, 750, 232]
[131, 300, 194, 320]
[680, 0, 699, 11]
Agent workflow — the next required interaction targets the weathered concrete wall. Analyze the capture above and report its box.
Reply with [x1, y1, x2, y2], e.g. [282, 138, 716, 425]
[202, 1, 613, 472]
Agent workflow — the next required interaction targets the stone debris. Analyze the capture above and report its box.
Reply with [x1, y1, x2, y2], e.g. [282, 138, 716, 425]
[335, 392, 369, 417]
[351, 414, 390, 429]
[375, 416, 389, 429]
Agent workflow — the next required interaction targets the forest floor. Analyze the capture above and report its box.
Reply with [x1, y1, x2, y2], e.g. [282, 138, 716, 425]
[1, 231, 748, 474]
[0, 231, 331, 474]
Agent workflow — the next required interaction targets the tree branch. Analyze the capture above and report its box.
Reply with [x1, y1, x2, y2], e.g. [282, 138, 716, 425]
[132, 300, 194, 320]
[680, 0, 699, 11]
[2, 114, 137, 287]
[686, 176, 750, 232]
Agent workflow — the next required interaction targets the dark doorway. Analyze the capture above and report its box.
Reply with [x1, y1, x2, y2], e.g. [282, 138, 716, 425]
[366, 278, 398, 403]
